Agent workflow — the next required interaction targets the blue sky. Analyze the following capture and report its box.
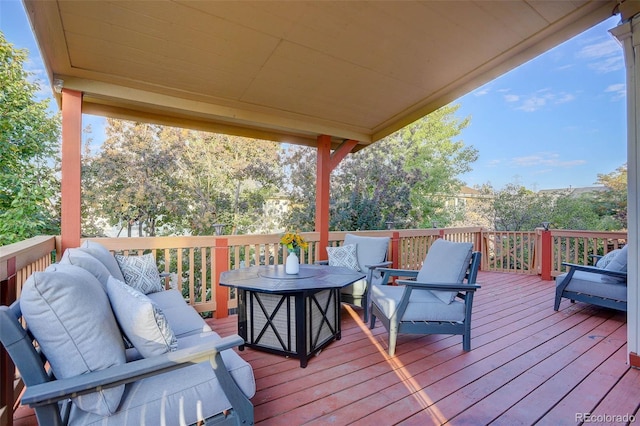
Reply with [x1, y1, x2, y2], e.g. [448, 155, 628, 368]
[0, 2, 627, 191]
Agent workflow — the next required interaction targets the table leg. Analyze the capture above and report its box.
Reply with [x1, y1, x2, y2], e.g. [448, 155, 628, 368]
[238, 289, 247, 351]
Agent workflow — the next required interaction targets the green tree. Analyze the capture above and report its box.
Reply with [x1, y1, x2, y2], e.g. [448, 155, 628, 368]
[0, 32, 60, 245]
[594, 164, 627, 228]
[283, 104, 476, 231]
[491, 184, 554, 231]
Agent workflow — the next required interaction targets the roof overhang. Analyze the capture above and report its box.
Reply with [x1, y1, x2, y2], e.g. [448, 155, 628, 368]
[24, 0, 620, 150]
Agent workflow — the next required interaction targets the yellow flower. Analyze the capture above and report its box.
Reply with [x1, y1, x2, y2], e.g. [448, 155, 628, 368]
[280, 231, 308, 252]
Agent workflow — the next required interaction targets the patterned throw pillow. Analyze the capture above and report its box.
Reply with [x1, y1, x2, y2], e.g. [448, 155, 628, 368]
[327, 244, 360, 271]
[106, 276, 178, 358]
[115, 253, 163, 294]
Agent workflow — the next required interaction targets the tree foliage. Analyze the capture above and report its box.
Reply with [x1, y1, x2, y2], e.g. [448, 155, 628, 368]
[283, 104, 476, 231]
[0, 32, 60, 245]
[82, 121, 282, 236]
[594, 164, 627, 228]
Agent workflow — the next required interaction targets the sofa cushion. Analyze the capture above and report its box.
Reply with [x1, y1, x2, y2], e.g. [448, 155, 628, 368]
[602, 245, 628, 283]
[147, 289, 212, 338]
[60, 248, 112, 288]
[557, 270, 627, 301]
[20, 266, 126, 416]
[417, 239, 473, 304]
[106, 277, 178, 358]
[80, 240, 126, 282]
[371, 284, 465, 322]
[68, 332, 256, 425]
[115, 253, 163, 294]
[327, 244, 360, 271]
[344, 234, 389, 273]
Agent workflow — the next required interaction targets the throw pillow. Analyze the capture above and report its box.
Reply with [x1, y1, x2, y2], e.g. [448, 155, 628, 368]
[327, 244, 360, 271]
[106, 276, 178, 358]
[602, 245, 628, 283]
[115, 253, 163, 294]
[20, 266, 126, 416]
[60, 248, 113, 288]
[595, 249, 621, 268]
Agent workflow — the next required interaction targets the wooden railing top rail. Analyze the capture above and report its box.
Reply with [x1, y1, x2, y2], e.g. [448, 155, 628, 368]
[0, 236, 57, 281]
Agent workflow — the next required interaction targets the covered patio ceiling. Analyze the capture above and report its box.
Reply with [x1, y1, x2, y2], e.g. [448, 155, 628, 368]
[24, 0, 621, 150]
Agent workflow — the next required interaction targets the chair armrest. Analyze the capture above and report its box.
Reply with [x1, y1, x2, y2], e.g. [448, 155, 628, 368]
[22, 335, 245, 407]
[396, 279, 481, 292]
[364, 261, 392, 270]
[315, 260, 329, 265]
[561, 262, 627, 280]
[375, 268, 419, 278]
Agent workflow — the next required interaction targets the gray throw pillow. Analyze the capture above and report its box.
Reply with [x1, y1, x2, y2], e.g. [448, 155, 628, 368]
[115, 253, 163, 294]
[602, 245, 628, 283]
[327, 244, 360, 271]
[20, 266, 126, 416]
[60, 248, 112, 288]
[106, 277, 178, 358]
[595, 249, 621, 268]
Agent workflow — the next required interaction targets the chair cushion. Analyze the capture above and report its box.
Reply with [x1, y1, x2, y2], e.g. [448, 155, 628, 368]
[20, 266, 126, 416]
[80, 240, 126, 282]
[371, 284, 465, 322]
[601, 245, 628, 283]
[327, 244, 360, 271]
[595, 249, 621, 268]
[417, 239, 473, 304]
[344, 234, 389, 273]
[68, 332, 256, 425]
[60, 248, 112, 288]
[115, 253, 163, 294]
[557, 270, 627, 301]
[147, 289, 213, 338]
[106, 277, 178, 358]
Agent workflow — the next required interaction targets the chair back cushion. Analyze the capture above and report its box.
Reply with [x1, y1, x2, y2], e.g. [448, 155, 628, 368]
[80, 240, 126, 282]
[60, 248, 112, 288]
[417, 239, 473, 304]
[601, 245, 628, 283]
[20, 264, 126, 416]
[344, 234, 389, 273]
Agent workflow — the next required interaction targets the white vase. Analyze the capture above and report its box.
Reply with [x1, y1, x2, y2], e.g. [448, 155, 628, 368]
[285, 252, 299, 274]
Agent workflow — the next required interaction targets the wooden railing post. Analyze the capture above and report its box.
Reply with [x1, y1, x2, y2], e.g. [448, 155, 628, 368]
[214, 238, 229, 319]
[0, 256, 16, 426]
[391, 231, 400, 269]
[541, 229, 553, 281]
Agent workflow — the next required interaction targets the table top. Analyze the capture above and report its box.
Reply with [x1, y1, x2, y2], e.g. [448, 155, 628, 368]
[219, 264, 366, 293]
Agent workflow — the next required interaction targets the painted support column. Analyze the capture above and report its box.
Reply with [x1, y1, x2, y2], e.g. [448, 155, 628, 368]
[60, 89, 83, 253]
[612, 11, 640, 367]
[214, 238, 229, 319]
[316, 135, 332, 261]
[315, 136, 359, 261]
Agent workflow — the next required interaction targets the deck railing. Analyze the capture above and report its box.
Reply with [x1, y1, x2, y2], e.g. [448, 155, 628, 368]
[0, 227, 628, 426]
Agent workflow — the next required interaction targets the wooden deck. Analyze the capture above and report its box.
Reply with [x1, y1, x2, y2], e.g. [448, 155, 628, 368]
[14, 271, 640, 425]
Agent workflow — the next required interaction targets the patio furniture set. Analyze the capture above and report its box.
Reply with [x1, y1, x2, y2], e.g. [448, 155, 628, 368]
[2, 233, 626, 424]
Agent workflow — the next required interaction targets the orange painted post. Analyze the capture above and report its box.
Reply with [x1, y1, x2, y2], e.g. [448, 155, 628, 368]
[391, 231, 400, 269]
[60, 89, 83, 253]
[541, 229, 553, 281]
[316, 135, 332, 261]
[214, 238, 229, 319]
[0, 256, 16, 426]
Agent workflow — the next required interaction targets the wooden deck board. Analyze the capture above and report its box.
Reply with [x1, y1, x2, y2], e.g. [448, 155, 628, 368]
[14, 271, 636, 425]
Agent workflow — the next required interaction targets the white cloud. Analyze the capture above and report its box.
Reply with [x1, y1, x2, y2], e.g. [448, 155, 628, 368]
[605, 83, 626, 101]
[508, 90, 575, 112]
[474, 87, 490, 96]
[576, 38, 623, 74]
[503, 94, 519, 103]
[510, 152, 586, 168]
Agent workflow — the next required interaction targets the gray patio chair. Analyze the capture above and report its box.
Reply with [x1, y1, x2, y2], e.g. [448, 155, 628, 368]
[554, 246, 628, 312]
[320, 233, 391, 322]
[369, 239, 481, 355]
